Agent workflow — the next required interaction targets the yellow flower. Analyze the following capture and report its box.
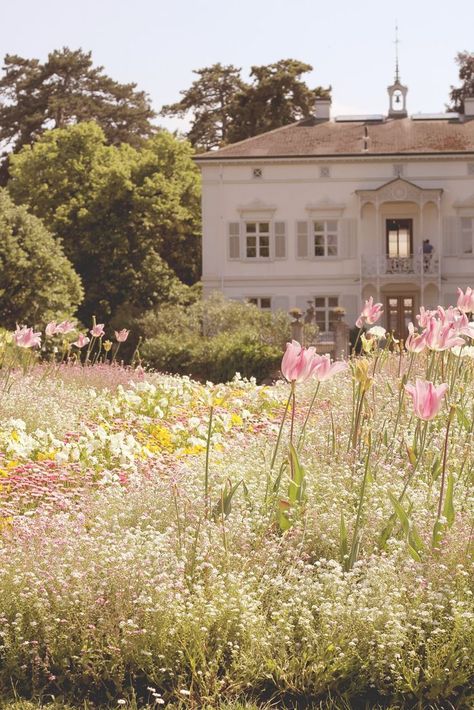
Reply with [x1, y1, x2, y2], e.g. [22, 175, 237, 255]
[103, 340, 113, 352]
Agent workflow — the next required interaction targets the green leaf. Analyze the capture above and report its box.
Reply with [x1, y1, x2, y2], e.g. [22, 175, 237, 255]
[432, 519, 444, 548]
[442, 473, 455, 527]
[456, 407, 471, 432]
[431, 455, 441, 481]
[277, 498, 292, 532]
[288, 443, 306, 505]
[212, 479, 242, 521]
[389, 492, 410, 537]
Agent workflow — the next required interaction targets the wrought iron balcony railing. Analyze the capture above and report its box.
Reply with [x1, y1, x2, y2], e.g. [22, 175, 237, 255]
[361, 254, 440, 277]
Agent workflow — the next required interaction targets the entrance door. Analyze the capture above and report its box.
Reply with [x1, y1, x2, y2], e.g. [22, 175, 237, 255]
[386, 219, 413, 257]
[386, 296, 415, 340]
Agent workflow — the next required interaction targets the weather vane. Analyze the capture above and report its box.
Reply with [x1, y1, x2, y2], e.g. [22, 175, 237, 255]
[394, 24, 400, 83]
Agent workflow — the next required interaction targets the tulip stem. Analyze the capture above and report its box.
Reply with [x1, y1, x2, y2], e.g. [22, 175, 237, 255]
[204, 404, 214, 517]
[270, 387, 293, 470]
[437, 406, 455, 520]
[297, 382, 320, 451]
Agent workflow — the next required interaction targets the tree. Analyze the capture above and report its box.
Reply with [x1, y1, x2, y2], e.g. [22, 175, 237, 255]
[0, 189, 83, 328]
[162, 59, 330, 149]
[449, 51, 474, 112]
[161, 64, 246, 150]
[0, 48, 156, 160]
[8, 123, 200, 323]
[227, 59, 330, 143]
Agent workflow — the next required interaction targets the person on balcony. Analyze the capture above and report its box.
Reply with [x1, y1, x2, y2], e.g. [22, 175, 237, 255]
[422, 239, 434, 272]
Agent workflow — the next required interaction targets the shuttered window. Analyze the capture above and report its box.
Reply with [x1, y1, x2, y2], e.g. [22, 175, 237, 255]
[313, 220, 338, 257]
[274, 222, 286, 259]
[461, 217, 474, 254]
[228, 223, 240, 259]
[296, 221, 309, 258]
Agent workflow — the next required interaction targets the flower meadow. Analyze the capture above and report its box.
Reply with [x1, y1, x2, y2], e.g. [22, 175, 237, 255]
[0, 300, 473, 710]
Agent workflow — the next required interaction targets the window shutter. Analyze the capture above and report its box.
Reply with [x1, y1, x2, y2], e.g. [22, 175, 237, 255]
[272, 296, 290, 313]
[228, 222, 241, 260]
[442, 216, 459, 256]
[340, 219, 357, 258]
[274, 222, 287, 259]
[296, 221, 309, 258]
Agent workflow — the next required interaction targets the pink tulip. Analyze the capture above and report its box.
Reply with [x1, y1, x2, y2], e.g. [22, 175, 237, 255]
[405, 323, 426, 353]
[45, 321, 58, 337]
[312, 354, 347, 381]
[281, 340, 318, 383]
[90, 323, 105, 338]
[356, 297, 383, 328]
[56, 320, 75, 334]
[423, 317, 464, 351]
[114, 329, 130, 343]
[73, 333, 90, 348]
[457, 287, 474, 314]
[416, 306, 435, 328]
[405, 379, 448, 421]
[13, 325, 42, 349]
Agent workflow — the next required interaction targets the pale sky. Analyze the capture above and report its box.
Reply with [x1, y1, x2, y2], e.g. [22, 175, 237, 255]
[2, 0, 473, 133]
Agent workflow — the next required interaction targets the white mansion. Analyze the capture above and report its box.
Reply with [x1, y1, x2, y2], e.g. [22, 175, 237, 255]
[195, 74, 474, 338]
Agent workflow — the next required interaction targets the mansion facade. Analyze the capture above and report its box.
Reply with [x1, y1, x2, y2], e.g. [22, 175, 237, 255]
[195, 77, 474, 338]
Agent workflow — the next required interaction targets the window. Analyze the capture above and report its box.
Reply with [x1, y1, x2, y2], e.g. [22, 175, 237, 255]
[314, 296, 339, 332]
[468, 163, 474, 176]
[386, 219, 413, 257]
[393, 164, 404, 177]
[313, 220, 338, 257]
[246, 222, 270, 258]
[248, 297, 271, 310]
[320, 166, 330, 178]
[252, 167, 263, 178]
[461, 217, 474, 254]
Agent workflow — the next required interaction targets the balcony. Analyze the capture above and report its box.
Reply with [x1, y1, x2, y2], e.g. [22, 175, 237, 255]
[361, 254, 440, 278]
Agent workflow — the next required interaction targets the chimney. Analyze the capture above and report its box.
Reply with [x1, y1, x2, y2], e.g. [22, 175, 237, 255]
[314, 98, 331, 121]
[464, 97, 474, 118]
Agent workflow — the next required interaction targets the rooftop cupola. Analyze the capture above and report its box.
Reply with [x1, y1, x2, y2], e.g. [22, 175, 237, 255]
[387, 26, 408, 118]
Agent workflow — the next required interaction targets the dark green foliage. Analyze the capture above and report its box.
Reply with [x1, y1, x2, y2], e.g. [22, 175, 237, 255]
[8, 123, 200, 323]
[162, 59, 330, 150]
[0, 189, 83, 328]
[139, 293, 289, 382]
[0, 48, 155, 159]
[449, 51, 474, 112]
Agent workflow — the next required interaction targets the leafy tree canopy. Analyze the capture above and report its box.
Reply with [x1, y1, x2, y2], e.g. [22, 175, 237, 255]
[161, 59, 330, 150]
[0, 47, 156, 163]
[0, 188, 83, 328]
[161, 63, 245, 150]
[449, 51, 474, 112]
[8, 123, 200, 324]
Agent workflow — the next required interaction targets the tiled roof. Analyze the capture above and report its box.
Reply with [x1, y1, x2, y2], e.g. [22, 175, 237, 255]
[195, 117, 474, 160]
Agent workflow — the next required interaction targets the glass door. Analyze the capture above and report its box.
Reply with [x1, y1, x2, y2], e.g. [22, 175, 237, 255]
[386, 296, 415, 340]
[386, 219, 413, 258]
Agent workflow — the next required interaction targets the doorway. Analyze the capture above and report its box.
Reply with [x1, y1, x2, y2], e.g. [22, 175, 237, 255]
[386, 219, 413, 257]
[386, 295, 415, 339]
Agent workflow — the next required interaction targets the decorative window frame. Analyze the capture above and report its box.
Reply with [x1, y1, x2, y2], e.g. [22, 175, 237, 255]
[452, 195, 474, 257]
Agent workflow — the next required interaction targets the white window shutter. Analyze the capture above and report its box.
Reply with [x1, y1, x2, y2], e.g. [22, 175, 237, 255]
[272, 296, 290, 313]
[274, 222, 287, 259]
[340, 219, 357, 258]
[296, 221, 309, 258]
[228, 222, 241, 260]
[442, 216, 459, 256]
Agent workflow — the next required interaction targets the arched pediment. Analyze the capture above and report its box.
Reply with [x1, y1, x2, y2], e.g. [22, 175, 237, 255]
[356, 177, 443, 207]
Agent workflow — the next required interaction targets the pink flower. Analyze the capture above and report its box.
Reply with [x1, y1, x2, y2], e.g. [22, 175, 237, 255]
[90, 323, 105, 338]
[312, 354, 347, 381]
[457, 287, 474, 314]
[45, 321, 58, 337]
[405, 379, 448, 421]
[356, 297, 383, 328]
[56, 320, 75, 334]
[405, 323, 426, 353]
[13, 325, 42, 349]
[281, 340, 318, 383]
[114, 329, 130, 343]
[73, 333, 90, 348]
[423, 317, 464, 351]
[416, 306, 435, 328]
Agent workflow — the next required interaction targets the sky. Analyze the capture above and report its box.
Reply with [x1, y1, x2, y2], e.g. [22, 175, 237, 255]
[1, 0, 473, 132]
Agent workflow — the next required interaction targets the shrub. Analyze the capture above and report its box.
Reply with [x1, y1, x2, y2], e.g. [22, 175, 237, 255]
[0, 189, 83, 328]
